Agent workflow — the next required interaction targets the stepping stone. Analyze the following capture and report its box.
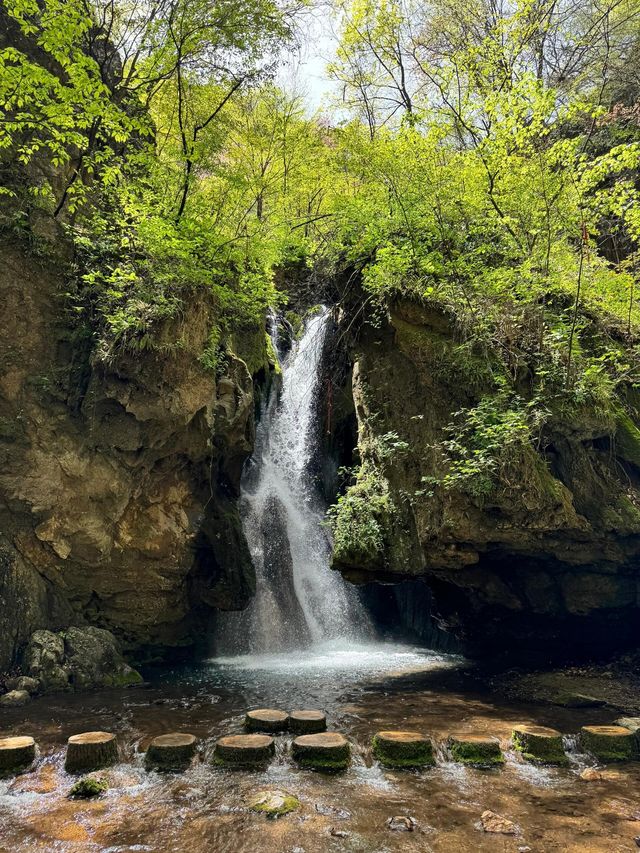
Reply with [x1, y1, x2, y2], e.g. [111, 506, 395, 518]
[447, 734, 504, 767]
[248, 789, 300, 816]
[291, 733, 350, 772]
[512, 724, 568, 765]
[245, 709, 289, 733]
[372, 731, 435, 768]
[289, 710, 327, 734]
[0, 736, 36, 776]
[214, 734, 275, 767]
[145, 733, 197, 770]
[64, 732, 118, 773]
[579, 725, 639, 762]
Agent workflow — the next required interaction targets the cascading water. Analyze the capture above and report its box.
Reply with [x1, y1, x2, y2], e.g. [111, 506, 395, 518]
[215, 307, 372, 655]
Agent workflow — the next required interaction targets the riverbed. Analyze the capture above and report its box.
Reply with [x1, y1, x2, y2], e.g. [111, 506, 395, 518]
[1, 640, 639, 852]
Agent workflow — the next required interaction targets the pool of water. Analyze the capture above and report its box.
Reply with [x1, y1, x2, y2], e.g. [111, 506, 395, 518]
[0, 641, 639, 852]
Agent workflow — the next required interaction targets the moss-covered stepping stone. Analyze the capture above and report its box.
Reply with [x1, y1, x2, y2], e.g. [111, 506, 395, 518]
[372, 731, 435, 768]
[214, 734, 275, 767]
[292, 733, 350, 772]
[65, 732, 118, 773]
[512, 724, 568, 765]
[145, 733, 197, 770]
[448, 734, 504, 767]
[0, 736, 36, 776]
[579, 725, 639, 762]
[248, 789, 300, 817]
[289, 710, 327, 734]
[245, 709, 289, 733]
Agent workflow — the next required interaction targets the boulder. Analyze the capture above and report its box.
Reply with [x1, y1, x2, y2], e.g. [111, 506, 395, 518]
[248, 789, 300, 817]
[23, 627, 142, 693]
[0, 689, 31, 707]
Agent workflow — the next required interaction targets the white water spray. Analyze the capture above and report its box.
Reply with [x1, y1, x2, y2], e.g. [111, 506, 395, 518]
[215, 308, 372, 654]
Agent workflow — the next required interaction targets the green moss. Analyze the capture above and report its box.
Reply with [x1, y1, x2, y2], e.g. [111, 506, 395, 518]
[448, 737, 504, 767]
[294, 755, 350, 772]
[265, 333, 281, 375]
[512, 730, 568, 766]
[105, 667, 144, 688]
[615, 410, 640, 468]
[580, 728, 639, 762]
[68, 777, 108, 798]
[372, 735, 435, 769]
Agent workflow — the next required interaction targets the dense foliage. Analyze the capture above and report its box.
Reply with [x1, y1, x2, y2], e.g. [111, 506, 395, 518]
[1, 0, 640, 500]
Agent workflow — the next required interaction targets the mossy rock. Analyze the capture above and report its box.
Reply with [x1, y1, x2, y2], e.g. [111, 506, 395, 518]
[512, 725, 568, 766]
[615, 717, 640, 734]
[289, 710, 327, 734]
[145, 733, 197, 771]
[448, 734, 504, 767]
[579, 725, 639, 762]
[248, 789, 300, 817]
[68, 776, 108, 799]
[372, 731, 435, 769]
[65, 732, 118, 773]
[245, 709, 289, 733]
[0, 736, 36, 777]
[291, 733, 350, 772]
[214, 734, 275, 768]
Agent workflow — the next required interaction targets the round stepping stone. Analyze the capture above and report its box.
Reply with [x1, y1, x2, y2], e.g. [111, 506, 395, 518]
[372, 730, 435, 768]
[245, 709, 289, 733]
[289, 710, 327, 734]
[248, 789, 300, 816]
[448, 734, 504, 767]
[64, 732, 118, 773]
[214, 734, 275, 767]
[512, 724, 568, 765]
[291, 732, 350, 772]
[145, 733, 197, 770]
[580, 725, 639, 762]
[0, 736, 36, 776]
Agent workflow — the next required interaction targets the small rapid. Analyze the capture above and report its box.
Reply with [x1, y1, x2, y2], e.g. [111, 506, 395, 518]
[215, 308, 372, 655]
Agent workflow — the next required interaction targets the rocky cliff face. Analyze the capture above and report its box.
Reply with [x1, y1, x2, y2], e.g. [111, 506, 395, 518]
[0, 242, 271, 669]
[332, 299, 640, 657]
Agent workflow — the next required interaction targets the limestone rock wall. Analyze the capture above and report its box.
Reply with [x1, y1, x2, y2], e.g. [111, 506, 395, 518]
[332, 300, 640, 656]
[0, 242, 267, 669]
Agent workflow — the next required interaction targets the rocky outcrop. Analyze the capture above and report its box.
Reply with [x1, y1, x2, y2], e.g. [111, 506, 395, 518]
[331, 299, 640, 657]
[0, 242, 273, 669]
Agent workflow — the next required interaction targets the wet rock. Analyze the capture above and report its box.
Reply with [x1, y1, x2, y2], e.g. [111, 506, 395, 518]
[145, 733, 197, 771]
[248, 789, 300, 817]
[480, 810, 517, 834]
[616, 717, 640, 734]
[214, 734, 275, 767]
[289, 710, 327, 734]
[315, 803, 351, 819]
[372, 730, 435, 768]
[68, 776, 108, 798]
[5, 676, 40, 694]
[580, 767, 604, 781]
[292, 733, 350, 772]
[580, 725, 639, 762]
[245, 709, 289, 733]
[0, 736, 36, 776]
[65, 732, 118, 773]
[23, 627, 142, 693]
[0, 689, 31, 707]
[512, 724, 568, 765]
[386, 816, 417, 831]
[552, 693, 605, 708]
[448, 734, 504, 767]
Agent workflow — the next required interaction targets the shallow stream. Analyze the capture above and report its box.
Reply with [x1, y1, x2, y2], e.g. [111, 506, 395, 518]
[1, 641, 639, 852]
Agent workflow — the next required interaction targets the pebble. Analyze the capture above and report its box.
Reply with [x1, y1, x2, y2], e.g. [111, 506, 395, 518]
[329, 827, 350, 838]
[386, 815, 417, 832]
[480, 810, 517, 834]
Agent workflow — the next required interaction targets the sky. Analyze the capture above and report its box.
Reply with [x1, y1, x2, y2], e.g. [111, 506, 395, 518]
[278, 7, 341, 112]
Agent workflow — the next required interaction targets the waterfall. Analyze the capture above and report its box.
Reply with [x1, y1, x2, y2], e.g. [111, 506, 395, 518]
[215, 307, 372, 655]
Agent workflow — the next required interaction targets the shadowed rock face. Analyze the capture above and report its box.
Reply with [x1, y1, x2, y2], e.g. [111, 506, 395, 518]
[0, 243, 269, 668]
[331, 299, 640, 659]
